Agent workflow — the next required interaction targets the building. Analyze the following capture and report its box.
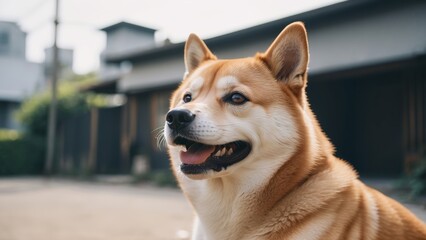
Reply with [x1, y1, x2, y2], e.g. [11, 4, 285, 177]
[88, 0, 426, 176]
[85, 22, 157, 94]
[99, 22, 156, 83]
[58, 22, 158, 174]
[0, 21, 44, 129]
[0, 20, 76, 130]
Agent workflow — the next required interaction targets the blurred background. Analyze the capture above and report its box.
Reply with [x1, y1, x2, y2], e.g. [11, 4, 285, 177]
[0, 0, 425, 239]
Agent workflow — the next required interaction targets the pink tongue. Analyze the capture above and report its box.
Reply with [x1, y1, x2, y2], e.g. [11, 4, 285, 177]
[180, 143, 215, 165]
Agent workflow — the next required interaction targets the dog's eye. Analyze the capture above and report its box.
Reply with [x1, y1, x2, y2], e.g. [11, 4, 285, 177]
[226, 92, 248, 105]
[183, 93, 192, 103]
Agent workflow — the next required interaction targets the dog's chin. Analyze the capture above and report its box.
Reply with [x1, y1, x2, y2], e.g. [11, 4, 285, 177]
[170, 136, 252, 179]
[182, 169, 231, 180]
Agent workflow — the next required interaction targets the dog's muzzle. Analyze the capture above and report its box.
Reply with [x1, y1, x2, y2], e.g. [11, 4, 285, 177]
[165, 108, 251, 175]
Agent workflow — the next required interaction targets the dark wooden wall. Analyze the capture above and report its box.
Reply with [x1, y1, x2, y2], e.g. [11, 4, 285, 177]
[308, 61, 425, 177]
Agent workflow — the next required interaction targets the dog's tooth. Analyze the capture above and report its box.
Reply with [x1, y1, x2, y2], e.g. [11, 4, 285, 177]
[220, 147, 226, 156]
[179, 145, 187, 152]
[213, 147, 227, 157]
[227, 148, 233, 155]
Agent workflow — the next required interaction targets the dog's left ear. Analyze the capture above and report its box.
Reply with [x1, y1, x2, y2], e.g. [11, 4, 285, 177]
[184, 33, 217, 75]
[260, 22, 309, 95]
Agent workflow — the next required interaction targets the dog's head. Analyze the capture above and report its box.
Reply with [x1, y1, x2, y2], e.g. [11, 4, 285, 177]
[165, 22, 310, 180]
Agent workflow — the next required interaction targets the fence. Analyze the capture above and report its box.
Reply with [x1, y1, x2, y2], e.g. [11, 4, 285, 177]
[59, 106, 126, 174]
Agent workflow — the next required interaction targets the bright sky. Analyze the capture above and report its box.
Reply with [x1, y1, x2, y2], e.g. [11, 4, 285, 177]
[0, 0, 342, 74]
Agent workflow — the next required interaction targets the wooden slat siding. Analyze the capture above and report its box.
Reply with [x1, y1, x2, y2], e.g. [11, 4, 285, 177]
[120, 103, 130, 172]
[95, 107, 123, 173]
[120, 102, 129, 167]
[88, 108, 98, 172]
[422, 71, 425, 150]
[404, 71, 414, 173]
[409, 71, 417, 172]
[127, 96, 139, 169]
[423, 68, 426, 151]
[416, 73, 423, 153]
[130, 96, 138, 144]
[136, 96, 151, 165]
[144, 90, 174, 170]
[403, 73, 409, 173]
[409, 77, 416, 152]
[58, 111, 91, 174]
[149, 91, 170, 151]
[59, 125, 65, 171]
[404, 66, 426, 174]
[150, 93, 158, 150]
[121, 96, 138, 166]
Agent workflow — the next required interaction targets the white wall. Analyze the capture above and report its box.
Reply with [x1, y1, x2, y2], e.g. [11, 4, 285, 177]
[308, 2, 426, 74]
[101, 27, 156, 81]
[0, 57, 44, 101]
[105, 28, 155, 56]
[0, 21, 43, 130]
[119, 55, 183, 91]
[119, 2, 426, 92]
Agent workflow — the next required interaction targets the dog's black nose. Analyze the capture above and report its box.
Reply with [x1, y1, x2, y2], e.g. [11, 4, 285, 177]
[166, 109, 195, 130]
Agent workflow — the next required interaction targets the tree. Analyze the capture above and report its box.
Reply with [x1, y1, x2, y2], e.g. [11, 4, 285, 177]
[17, 73, 97, 136]
[5, 73, 102, 175]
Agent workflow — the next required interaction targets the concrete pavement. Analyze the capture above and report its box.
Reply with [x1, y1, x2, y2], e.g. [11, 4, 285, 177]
[0, 178, 193, 240]
[0, 177, 425, 240]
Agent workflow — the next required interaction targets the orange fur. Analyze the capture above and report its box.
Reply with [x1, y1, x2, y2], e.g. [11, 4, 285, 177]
[165, 22, 426, 240]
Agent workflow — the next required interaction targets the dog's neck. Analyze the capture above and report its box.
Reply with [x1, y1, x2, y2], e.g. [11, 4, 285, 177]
[181, 156, 291, 239]
[181, 159, 356, 240]
[180, 105, 343, 239]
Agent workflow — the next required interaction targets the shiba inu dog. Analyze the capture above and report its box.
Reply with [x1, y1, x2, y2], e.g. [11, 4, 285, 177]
[164, 22, 426, 240]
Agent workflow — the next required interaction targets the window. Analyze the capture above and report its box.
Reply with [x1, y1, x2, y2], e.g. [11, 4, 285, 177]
[0, 31, 10, 54]
[0, 31, 9, 44]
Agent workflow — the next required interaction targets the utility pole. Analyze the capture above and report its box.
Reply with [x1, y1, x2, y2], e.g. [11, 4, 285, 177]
[45, 0, 60, 175]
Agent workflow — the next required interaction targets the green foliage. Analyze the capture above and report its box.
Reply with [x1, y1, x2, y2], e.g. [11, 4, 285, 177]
[16, 73, 98, 136]
[0, 129, 21, 140]
[66, 72, 97, 83]
[6, 73, 104, 175]
[398, 149, 426, 198]
[0, 130, 45, 175]
[86, 94, 109, 108]
[16, 86, 86, 135]
[134, 169, 178, 187]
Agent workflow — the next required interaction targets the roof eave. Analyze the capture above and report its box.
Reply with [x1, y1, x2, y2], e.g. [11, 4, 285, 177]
[100, 21, 157, 33]
[105, 0, 402, 64]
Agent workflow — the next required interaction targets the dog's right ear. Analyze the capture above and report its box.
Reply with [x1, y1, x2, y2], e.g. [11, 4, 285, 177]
[184, 34, 216, 75]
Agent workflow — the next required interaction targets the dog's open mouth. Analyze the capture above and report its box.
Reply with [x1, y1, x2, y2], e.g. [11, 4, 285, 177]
[173, 136, 251, 174]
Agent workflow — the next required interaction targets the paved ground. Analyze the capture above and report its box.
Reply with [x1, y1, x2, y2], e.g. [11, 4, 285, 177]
[0, 178, 193, 240]
[0, 177, 425, 240]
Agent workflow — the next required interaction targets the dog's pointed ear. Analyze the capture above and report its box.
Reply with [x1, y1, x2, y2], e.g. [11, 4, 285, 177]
[260, 22, 309, 94]
[184, 33, 216, 74]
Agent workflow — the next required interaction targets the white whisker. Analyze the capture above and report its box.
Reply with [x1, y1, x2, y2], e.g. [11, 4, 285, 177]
[152, 126, 167, 150]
